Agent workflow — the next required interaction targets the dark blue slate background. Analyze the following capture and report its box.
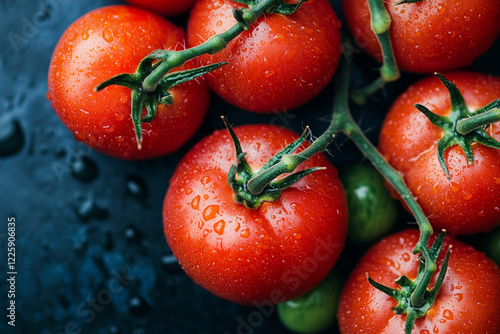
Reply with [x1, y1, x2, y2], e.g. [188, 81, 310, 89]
[0, 0, 498, 333]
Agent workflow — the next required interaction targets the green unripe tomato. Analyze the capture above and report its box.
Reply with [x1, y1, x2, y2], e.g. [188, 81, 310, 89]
[484, 226, 500, 266]
[340, 164, 398, 243]
[277, 274, 339, 333]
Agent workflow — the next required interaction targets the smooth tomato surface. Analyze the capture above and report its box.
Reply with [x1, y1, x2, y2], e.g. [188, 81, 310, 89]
[163, 124, 348, 305]
[342, 0, 500, 73]
[378, 72, 500, 235]
[337, 229, 500, 334]
[124, 0, 197, 16]
[187, 0, 342, 113]
[47, 5, 209, 160]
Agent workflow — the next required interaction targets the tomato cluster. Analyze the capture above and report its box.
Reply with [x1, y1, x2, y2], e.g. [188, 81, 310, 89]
[47, 0, 500, 333]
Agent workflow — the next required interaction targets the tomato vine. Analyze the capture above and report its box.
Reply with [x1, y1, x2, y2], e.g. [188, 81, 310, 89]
[94, 1, 500, 333]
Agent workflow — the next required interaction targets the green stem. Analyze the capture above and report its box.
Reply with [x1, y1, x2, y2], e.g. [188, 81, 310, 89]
[456, 108, 500, 135]
[351, 0, 400, 105]
[247, 56, 436, 312]
[142, 0, 279, 92]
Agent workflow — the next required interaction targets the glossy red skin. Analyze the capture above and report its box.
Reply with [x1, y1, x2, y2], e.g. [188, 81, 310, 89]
[378, 72, 500, 235]
[47, 5, 209, 160]
[338, 229, 500, 334]
[187, 0, 342, 113]
[124, 0, 197, 16]
[163, 124, 348, 305]
[342, 0, 500, 73]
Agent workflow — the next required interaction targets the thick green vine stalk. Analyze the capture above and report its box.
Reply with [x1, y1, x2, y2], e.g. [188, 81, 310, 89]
[96, 0, 308, 148]
[231, 55, 451, 333]
[351, 0, 401, 105]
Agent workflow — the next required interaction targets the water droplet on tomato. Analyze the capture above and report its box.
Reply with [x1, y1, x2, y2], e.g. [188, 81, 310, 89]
[203, 205, 219, 221]
[203, 229, 212, 237]
[240, 228, 250, 238]
[201, 176, 211, 185]
[402, 252, 411, 262]
[185, 188, 193, 195]
[214, 220, 225, 235]
[191, 195, 200, 210]
[82, 32, 89, 40]
[198, 220, 204, 230]
[102, 30, 113, 43]
[294, 233, 302, 239]
[443, 309, 453, 320]
[454, 293, 463, 302]
[462, 190, 472, 200]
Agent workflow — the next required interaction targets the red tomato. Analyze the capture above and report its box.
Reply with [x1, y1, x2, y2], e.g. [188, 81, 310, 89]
[163, 124, 348, 305]
[186, 0, 342, 113]
[378, 72, 500, 235]
[337, 229, 500, 334]
[123, 0, 197, 17]
[47, 5, 209, 160]
[342, 0, 500, 73]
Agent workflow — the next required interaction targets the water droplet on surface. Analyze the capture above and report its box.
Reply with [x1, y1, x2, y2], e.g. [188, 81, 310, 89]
[126, 175, 149, 200]
[70, 156, 99, 183]
[161, 254, 181, 272]
[124, 225, 143, 243]
[76, 193, 108, 222]
[0, 114, 24, 156]
[129, 296, 151, 316]
[443, 309, 453, 320]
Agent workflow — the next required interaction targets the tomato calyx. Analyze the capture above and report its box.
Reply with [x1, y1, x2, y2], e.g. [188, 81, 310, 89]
[414, 73, 500, 179]
[232, 0, 308, 28]
[222, 117, 324, 209]
[95, 55, 225, 149]
[367, 230, 452, 334]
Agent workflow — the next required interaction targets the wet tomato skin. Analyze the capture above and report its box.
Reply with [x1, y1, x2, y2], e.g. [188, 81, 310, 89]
[342, 0, 500, 73]
[187, 0, 342, 113]
[163, 124, 348, 305]
[47, 5, 209, 160]
[124, 0, 197, 16]
[337, 229, 500, 334]
[378, 72, 500, 235]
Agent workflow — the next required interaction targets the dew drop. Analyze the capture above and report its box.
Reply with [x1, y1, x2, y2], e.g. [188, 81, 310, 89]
[76, 193, 108, 222]
[402, 252, 411, 262]
[240, 228, 250, 238]
[462, 190, 472, 200]
[0, 114, 24, 156]
[201, 176, 211, 185]
[214, 220, 225, 235]
[185, 188, 193, 195]
[191, 195, 200, 210]
[203, 205, 219, 221]
[102, 30, 113, 43]
[203, 229, 212, 237]
[126, 174, 148, 200]
[198, 220, 204, 230]
[82, 32, 89, 40]
[454, 293, 463, 302]
[443, 309, 453, 320]
[70, 156, 99, 183]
